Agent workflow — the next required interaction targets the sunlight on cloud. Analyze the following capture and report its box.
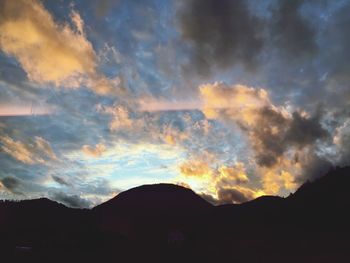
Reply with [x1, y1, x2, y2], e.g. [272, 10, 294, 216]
[176, 152, 264, 204]
[62, 141, 185, 191]
[0, 135, 57, 165]
[0, 0, 349, 210]
[82, 143, 107, 158]
[0, 0, 117, 95]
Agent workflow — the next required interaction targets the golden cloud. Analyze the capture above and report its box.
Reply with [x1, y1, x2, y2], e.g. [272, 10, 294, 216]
[0, 0, 116, 95]
[97, 104, 192, 146]
[180, 159, 213, 178]
[217, 186, 263, 204]
[199, 82, 326, 169]
[97, 105, 142, 131]
[0, 135, 57, 165]
[82, 143, 107, 158]
[218, 163, 249, 184]
[200, 82, 273, 125]
[178, 154, 265, 204]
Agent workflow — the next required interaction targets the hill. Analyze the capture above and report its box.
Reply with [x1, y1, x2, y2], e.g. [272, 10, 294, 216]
[1, 167, 350, 262]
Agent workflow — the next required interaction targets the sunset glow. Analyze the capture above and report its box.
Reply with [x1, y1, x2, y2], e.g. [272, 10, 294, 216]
[1, 0, 349, 208]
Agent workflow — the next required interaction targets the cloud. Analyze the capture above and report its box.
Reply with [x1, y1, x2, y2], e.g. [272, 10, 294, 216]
[217, 187, 256, 204]
[50, 191, 92, 208]
[169, 82, 332, 197]
[285, 111, 328, 146]
[177, 0, 323, 77]
[97, 103, 192, 146]
[0, 0, 117, 95]
[199, 82, 328, 167]
[259, 161, 299, 195]
[328, 119, 350, 167]
[179, 153, 262, 203]
[180, 159, 249, 185]
[178, 0, 263, 76]
[51, 175, 70, 186]
[0, 135, 57, 165]
[270, 0, 318, 60]
[0, 176, 23, 195]
[82, 143, 107, 158]
[199, 193, 219, 205]
[1, 0, 349, 207]
[102, 105, 138, 131]
[321, 2, 350, 99]
[296, 151, 333, 183]
[180, 159, 212, 178]
[70, 10, 85, 36]
[218, 163, 249, 185]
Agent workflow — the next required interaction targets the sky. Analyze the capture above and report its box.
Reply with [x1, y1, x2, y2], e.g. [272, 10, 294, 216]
[1, 0, 350, 208]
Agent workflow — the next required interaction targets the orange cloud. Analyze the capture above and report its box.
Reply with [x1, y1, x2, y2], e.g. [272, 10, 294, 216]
[217, 186, 263, 204]
[97, 105, 142, 132]
[0, 0, 117, 95]
[161, 124, 189, 145]
[180, 159, 213, 178]
[0, 135, 57, 164]
[82, 143, 107, 158]
[199, 82, 274, 124]
[178, 154, 264, 204]
[258, 154, 301, 195]
[97, 104, 192, 147]
[218, 163, 249, 184]
[199, 82, 326, 171]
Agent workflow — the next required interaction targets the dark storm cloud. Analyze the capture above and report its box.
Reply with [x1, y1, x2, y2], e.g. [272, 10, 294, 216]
[200, 83, 330, 171]
[285, 111, 328, 147]
[249, 106, 289, 167]
[178, 0, 264, 76]
[51, 191, 92, 208]
[177, 0, 322, 76]
[270, 0, 318, 60]
[249, 107, 328, 168]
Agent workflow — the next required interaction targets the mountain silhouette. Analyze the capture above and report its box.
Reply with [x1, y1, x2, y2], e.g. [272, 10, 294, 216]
[95, 183, 211, 212]
[93, 184, 211, 242]
[1, 167, 350, 262]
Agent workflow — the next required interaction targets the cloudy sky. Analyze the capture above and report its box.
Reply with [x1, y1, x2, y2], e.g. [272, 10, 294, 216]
[1, 0, 350, 208]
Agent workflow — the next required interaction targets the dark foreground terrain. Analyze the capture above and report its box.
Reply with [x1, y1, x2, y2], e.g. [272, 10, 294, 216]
[1, 167, 350, 263]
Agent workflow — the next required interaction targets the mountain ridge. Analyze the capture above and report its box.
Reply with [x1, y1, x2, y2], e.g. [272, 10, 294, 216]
[2, 166, 348, 210]
[1, 166, 350, 262]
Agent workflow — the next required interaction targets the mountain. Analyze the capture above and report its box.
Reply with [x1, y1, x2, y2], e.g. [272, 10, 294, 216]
[191, 167, 350, 262]
[0, 198, 94, 262]
[1, 167, 350, 262]
[93, 183, 212, 240]
[95, 183, 211, 213]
